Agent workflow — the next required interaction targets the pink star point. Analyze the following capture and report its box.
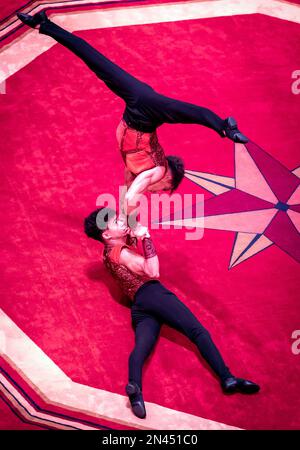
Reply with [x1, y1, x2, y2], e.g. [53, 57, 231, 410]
[163, 141, 300, 267]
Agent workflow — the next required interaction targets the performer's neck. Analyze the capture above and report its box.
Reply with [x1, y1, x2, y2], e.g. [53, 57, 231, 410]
[104, 236, 127, 250]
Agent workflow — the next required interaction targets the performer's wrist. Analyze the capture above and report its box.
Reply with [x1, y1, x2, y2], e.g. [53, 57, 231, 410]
[142, 236, 157, 259]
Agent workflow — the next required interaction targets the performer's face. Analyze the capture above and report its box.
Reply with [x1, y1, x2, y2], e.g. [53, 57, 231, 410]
[105, 214, 129, 239]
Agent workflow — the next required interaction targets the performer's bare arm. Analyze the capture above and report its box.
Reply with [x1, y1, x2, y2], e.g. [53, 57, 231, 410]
[124, 167, 135, 189]
[120, 169, 145, 231]
[123, 166, 165, 215]
[119, 229, 159, 279]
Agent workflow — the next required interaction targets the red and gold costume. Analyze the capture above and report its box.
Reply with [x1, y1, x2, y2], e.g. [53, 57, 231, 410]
[116, 119, 168, 176]
[103, 243, 153, 300]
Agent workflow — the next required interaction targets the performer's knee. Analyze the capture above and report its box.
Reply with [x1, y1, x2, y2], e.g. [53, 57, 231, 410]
[187, 325, 211, 343]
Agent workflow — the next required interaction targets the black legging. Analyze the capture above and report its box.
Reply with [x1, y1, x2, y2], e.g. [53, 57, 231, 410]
[39, 20, 225, 134]
[130, 281, 232, 389]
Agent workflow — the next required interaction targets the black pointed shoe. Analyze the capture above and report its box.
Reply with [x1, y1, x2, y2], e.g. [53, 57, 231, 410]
[221, 376, 260, 394]
[125, 382, 146, 419]
[223, 117, 248, 143]
[17, 11, 48, 29]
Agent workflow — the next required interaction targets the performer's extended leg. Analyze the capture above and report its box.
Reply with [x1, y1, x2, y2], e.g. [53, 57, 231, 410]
[134, 282, 232, 381]
[39, 19, 153, 109]
[129, 314, 161, 390]
[17, 11, 247, 139]
[39, 19, 225, 134]
[125, 313, 160, 418]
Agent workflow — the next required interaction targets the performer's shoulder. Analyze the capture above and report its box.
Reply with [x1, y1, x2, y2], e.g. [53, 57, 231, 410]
[109, 244, 131, 265]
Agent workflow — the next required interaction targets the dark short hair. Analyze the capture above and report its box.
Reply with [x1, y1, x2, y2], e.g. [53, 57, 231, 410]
[166, 155, 185, 192]
[84, 207, 116, 243]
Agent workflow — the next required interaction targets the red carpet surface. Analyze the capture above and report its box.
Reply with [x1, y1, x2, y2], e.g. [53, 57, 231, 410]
[1, 9, 300, 429]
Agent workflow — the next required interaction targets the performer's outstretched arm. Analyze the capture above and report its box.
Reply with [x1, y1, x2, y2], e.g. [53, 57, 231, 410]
[124, 168, 135, 189]
[122, 166, 166, 216]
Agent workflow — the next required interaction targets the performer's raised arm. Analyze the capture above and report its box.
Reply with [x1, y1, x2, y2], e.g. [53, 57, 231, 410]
[122, 166, 167, 216]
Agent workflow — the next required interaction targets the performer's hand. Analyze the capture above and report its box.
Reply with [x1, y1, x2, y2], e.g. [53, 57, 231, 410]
[118, 211, 128, 225]
[131, 223, 150, 240]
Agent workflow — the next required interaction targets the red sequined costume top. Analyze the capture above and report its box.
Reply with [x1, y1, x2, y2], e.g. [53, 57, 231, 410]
[116, 119, 168, 176]
[103, 242, 153, 301]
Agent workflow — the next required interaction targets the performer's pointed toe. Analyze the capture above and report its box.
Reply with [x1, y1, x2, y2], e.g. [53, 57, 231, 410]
[17, 11, 48, 28]
[233, 132, 249, 143]
[236, 378, 260, 394]
[125, 382, 146, 419]
[221, 376, 260, 394]
[224, 117, 249, 143]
